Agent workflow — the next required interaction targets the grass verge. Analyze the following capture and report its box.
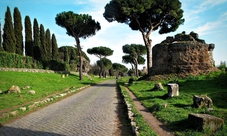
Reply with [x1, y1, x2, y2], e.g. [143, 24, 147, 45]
[118, 71, 227, 136]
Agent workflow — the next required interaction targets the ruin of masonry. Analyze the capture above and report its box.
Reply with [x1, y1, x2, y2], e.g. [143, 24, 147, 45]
[151, 31, 217, 77]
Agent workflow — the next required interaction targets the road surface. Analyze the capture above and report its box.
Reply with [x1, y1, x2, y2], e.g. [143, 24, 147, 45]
[0, 80, 119, 136]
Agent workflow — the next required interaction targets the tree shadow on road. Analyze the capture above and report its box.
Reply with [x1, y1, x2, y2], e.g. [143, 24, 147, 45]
[0, 126, 66, 136]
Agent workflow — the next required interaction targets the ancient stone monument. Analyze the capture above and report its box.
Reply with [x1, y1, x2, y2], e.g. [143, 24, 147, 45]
[167, 83, 179, 97]
[151, 31, 217, 77]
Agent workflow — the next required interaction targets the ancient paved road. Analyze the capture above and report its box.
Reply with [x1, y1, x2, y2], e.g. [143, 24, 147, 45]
[0, 80, 119, 136]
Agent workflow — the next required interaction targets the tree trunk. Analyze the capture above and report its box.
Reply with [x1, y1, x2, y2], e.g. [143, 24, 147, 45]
[99, 62, 103, 78]
[75, 38, 83, 80]
[134, 58, 139, 77]
[142, 34, 152, 75]
[99, 67, 102, 78]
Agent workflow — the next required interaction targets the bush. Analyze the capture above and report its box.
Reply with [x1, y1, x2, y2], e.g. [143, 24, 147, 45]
[0, 51, 43, 69]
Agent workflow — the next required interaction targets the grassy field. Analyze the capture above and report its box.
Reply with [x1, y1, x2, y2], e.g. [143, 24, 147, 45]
[0, 71, 107, 123]
[117, 71, 227, 136]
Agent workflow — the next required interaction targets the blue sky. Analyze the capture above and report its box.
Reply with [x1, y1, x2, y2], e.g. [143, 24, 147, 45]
[0, 0, 227, 69]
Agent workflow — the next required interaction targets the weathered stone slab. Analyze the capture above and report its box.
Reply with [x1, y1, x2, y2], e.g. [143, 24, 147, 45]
[167, 83, 179, 97]
[193, 95, 213, 108]
[27, 90, 36, 95]
[188, 113, 224, 132]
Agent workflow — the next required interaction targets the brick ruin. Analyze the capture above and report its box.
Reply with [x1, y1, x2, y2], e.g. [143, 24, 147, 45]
[150, 31, 217, 77]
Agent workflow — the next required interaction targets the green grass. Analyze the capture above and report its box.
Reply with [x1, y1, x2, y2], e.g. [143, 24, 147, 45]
[118, 71, 227, 135]
[0, 71, 107, 112]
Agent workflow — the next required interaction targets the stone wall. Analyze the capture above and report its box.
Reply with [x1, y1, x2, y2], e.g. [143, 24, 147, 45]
[151, 32, 217, 77]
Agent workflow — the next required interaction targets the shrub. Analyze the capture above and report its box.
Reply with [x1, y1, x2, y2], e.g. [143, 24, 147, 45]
[0, 51, 43, 69]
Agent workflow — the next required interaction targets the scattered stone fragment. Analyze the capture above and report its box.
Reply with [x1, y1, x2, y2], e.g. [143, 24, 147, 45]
[162, 103, 168, 108]
[153, 83, 164, 90]
[60, 93, 67, 97]
[193, 95, 213, 108]
[20, 107, 27, 111]
[1, 113, 9, 118]
[8, 85, 21, 94]
[23, 86, 31, 90]
[10, 110, 19, 116]
[27, 90, 36, 95]
[28, 102, 39, 110]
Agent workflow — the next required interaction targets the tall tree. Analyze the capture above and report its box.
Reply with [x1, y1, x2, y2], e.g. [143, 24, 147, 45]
[55, 11, 101, 80]
[24, 16, 33, 57]
[87, 46, 113, 59]
[87, 46, 113, 78]
[112, 63, 128, 78]
[45, 29, 52, 60]
[13, 7, 23, 55]
[33, 18, 41, 60]
[97, 58, 112, 78]
[103, 0, 184, 75]
[51, 33, 58, 60]
[0, 18, 2, 51]
[3, 6, 16, 53]
[40, 24, 47, 61]
[122, 55, 134, 71]
[122, 44, 146, 77]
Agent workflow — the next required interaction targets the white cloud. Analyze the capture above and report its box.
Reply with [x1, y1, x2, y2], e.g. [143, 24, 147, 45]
[190, 0, 227, 14]
[201, 0, 227, 8]
[196, 12, 227, 36]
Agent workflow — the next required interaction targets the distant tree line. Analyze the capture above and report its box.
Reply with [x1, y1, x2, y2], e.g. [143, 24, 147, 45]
[0, 6, 89, 71]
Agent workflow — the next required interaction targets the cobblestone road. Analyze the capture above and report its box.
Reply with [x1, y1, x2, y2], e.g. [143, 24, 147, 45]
[0, 80, 119, 136]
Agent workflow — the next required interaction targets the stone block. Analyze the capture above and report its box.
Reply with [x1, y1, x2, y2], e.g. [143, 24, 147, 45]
[188, 113, 224, 132]
[167, 83, 179, 97]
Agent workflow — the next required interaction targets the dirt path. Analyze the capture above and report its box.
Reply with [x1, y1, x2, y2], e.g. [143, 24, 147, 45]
[125, 87, 174, 136]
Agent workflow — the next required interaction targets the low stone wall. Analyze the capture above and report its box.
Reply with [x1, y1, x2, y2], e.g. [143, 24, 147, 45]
[118, 86, 139, 136]
[0, 67, 70, 74]
[0, 85, 90, 122]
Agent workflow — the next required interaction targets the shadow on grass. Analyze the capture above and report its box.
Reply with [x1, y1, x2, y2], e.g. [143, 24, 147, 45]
[167, 118, 199, 134]
[173, 103, 193, 108]
[138, 94, 169, 101]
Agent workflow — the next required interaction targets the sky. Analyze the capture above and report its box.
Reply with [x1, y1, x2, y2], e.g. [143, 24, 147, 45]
[0, 0, 227, 69]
